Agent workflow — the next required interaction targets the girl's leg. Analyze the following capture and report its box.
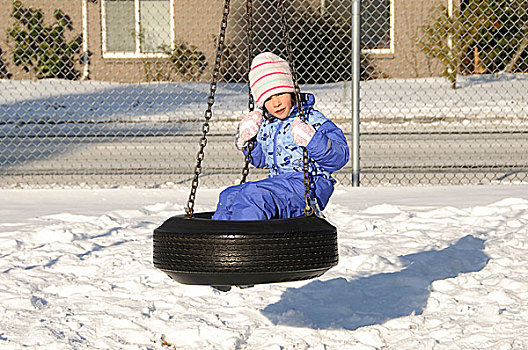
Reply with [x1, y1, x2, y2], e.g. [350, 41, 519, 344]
[229, 174, 306, 220]
[211, 184, 245, 220]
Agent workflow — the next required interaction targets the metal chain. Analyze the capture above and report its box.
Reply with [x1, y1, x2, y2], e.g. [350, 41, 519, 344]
[277, 0, 314, 216]
[185, 0, 231, 217]
[240, 0, 255, 184]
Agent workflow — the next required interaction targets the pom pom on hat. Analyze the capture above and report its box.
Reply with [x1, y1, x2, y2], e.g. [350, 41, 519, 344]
[249, 52, 295, 107]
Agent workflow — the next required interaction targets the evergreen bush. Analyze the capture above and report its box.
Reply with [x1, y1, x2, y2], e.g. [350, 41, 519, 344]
[7, 0, 82, 80]
[0, 47, 12, 79]
[144, 41, 207, 82]
[417, 1, 528, 88]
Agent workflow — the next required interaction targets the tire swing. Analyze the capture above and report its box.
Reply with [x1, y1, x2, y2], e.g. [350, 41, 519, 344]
[153, 0, 338, 291]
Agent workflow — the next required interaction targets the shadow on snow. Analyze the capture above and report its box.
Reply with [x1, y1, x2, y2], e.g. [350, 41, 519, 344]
[262, 234, 489, 330]
[0, 82, 249, 126]
[0, 82, 248, 168]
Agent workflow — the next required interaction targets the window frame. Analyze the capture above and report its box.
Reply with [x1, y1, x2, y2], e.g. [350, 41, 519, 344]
[101, 0, 175, 58]
[361, 0, 395, 55]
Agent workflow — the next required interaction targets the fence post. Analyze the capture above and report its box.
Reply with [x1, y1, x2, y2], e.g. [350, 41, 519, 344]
[351, 0, 361, 186]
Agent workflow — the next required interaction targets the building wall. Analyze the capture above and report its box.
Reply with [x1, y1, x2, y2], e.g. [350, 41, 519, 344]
[0, 0, 225, 83]
[0, 0, 454, 82]
[366, 0, 445, 79]
[86, 0, 224, 83]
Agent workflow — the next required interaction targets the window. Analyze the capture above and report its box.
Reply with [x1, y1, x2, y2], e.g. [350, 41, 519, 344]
[102, 0, 174, 58]
[361, 0, 394, 54]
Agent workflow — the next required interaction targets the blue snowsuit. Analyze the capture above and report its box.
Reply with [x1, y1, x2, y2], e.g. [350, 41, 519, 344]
[212, 93, 349, 220]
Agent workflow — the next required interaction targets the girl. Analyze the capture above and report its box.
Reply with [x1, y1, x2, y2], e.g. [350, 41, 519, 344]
[212, 52, 349, 220]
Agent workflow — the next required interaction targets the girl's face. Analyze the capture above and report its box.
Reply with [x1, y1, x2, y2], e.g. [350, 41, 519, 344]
[264, 93, 293, 119]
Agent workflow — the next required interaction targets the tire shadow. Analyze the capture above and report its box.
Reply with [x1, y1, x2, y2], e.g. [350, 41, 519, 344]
[262, 234, 489, 330]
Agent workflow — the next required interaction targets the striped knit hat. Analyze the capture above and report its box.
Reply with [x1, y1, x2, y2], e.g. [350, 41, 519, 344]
[249, 52, 295, 107]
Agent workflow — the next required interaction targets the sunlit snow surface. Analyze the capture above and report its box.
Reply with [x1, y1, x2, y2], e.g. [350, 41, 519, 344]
[0, 185, 527, 349]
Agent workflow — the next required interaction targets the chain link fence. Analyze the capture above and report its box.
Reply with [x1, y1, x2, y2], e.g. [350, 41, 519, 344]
[359, 0, 528, 185]
[0, 0, 527, 189]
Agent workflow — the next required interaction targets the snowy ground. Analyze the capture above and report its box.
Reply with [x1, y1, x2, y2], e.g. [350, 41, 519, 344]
[1, 184, 527, 349]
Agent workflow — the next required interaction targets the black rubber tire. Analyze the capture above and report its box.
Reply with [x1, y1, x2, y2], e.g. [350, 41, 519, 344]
[152, 212, 338, 287]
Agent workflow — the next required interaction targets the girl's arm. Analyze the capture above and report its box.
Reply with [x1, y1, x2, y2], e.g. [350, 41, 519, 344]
[242, 140, 266, 168]
[306, 120, 349, 172]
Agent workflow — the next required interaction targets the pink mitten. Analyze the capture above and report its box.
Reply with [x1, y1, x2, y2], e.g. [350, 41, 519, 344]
[235, 110, 263, 150]
[291, 117, 316, 147]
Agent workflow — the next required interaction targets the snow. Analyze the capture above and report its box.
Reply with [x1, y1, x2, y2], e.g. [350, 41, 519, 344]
[2, 74, 527, 130]
[1, 73, 527, 348]
[1, 184, 527, 349]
